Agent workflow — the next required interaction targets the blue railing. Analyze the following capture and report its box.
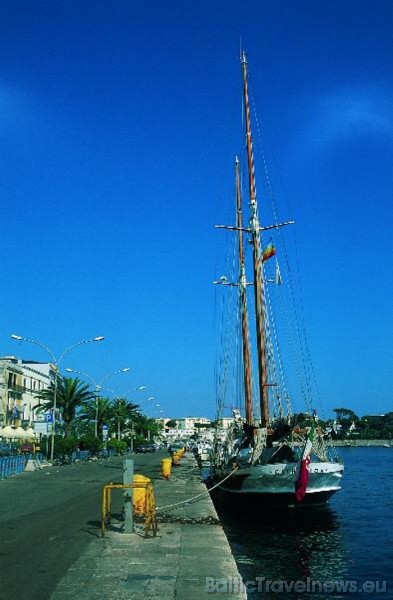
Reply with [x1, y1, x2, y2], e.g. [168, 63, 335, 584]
[0, 447, 119, 480]
[0, 455, 28, 480]
[97, 448, 116, 458]
[71, 450, 91, 462]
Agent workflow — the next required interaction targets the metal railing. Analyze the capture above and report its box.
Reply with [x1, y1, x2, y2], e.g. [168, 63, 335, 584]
[0, 455, 28, 479]
[101, 481, 157, 538]
[0, 453, 44, 480]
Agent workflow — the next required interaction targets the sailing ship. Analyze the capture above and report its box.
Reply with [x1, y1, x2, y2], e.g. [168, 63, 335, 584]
[211, 52, 344, 507]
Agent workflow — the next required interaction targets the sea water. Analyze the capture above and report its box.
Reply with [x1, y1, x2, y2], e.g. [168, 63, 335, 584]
[213, 447, 393, 599]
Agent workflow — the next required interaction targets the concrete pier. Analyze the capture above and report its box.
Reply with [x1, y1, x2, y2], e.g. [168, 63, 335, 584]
[51, 453, 246, 599]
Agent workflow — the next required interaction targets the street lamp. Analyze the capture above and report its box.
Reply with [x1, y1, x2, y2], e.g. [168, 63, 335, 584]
[118, 386, 147, 397]
[11, 333, 105, 461]
[65, 367, 131, 437]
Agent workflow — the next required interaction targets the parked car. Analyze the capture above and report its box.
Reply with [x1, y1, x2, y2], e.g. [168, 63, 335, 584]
[134, 444, 156, 453]
[20, 443, 35, 454]
[168, 442, 185, 454]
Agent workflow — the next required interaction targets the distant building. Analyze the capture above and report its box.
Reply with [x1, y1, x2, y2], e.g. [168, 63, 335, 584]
[0, 356, 55, 427]
[155, 417, 171, 430]
[176, 417, 210, 430]
[156, 416, 212, 442]
[217, 417, 233, 429]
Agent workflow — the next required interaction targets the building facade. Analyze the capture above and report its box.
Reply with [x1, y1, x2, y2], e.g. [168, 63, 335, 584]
[0, 357, 55, 427]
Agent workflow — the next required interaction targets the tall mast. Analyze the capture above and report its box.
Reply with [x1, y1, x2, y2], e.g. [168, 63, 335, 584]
[241, 51, 269, 427]
[235, 157, 253, 425]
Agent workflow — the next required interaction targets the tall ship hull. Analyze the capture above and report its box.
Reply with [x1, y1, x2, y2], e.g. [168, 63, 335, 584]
[214, 462, 343, 507]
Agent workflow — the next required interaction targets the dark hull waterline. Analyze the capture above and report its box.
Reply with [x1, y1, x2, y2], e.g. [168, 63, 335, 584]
[212, 487, 338, 509]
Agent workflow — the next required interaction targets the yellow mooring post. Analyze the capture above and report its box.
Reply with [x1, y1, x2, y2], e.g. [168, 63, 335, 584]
[161, 457, 172, 478]
[133, 474, 151, 515]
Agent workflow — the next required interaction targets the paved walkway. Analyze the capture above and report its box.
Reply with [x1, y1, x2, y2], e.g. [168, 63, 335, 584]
[51, 454, 246, 599]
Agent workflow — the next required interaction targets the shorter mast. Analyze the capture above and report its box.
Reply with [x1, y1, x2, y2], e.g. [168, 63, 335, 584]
[235, 157, 253, 425]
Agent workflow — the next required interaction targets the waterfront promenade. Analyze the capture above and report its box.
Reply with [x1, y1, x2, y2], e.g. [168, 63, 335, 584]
[52, 453, 245, 599]
[0, 451, 244, 600]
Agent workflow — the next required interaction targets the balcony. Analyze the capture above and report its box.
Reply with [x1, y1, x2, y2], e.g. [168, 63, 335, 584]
[7, 384, 25, 395]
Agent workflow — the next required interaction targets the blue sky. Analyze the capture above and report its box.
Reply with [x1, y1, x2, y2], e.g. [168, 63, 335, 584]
[1, 0, 392, 419]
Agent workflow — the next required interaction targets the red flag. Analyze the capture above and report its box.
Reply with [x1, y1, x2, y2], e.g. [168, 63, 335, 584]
[295, 419, 315, 502]
[295, 454, 311, 502]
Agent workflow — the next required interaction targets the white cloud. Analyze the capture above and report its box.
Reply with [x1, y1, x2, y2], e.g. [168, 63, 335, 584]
[303, 86, 393, 149]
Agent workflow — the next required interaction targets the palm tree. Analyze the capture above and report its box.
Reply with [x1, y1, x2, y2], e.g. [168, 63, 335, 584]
[35, 376, 96, 437]
[78, 396, 113, 436]
[134, 413, 162, 441]
[111, 397, 139, 440]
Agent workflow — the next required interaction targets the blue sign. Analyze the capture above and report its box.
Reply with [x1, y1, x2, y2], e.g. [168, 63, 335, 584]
[45, 414, 53, 423]
[102, 424, 108, 431]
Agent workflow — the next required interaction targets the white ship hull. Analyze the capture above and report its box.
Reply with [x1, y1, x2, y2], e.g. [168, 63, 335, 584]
[213, 461, 344, 507]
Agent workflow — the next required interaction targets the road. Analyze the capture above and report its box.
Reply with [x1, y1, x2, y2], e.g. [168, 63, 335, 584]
[0, 452, 164, 600]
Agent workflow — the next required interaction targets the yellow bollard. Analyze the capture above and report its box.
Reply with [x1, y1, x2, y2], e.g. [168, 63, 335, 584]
[161, 457, 172, 479]
[172, 452, 180, 465]
[133, 474, 151, 515]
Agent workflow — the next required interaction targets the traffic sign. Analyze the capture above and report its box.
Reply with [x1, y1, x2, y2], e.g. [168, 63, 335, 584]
[34, 423, 48, 435]
[45, 414, 53, 423]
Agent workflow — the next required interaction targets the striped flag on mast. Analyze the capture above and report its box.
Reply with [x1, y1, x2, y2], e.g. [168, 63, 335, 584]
[295, 415, 316, 502]
[261, 238, 276, 263]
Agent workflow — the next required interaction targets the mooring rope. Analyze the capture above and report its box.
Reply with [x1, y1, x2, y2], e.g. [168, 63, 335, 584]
[156, 465, 239, 513]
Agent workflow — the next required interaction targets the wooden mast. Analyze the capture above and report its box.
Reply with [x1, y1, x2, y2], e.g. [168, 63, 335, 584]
[241, 51, 269, 427]
[235, 156, 253, 425]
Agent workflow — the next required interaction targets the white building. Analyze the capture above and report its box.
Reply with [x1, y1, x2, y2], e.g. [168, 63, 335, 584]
[156, 416, 213, 443]
[217, 417, 233, 429]
[177, 417, 211, 430]
[0, 357, 55, 427]
[155, 417, 171, 430]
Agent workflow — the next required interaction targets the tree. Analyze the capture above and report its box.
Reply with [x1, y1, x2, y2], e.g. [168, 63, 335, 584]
[78, 396, 113, 436]
[36, 377, 96, 437]
[333, 408, 358, 422]
[79, 433, 102, 454]
[111, 397, 139, 440]
[131, 413, 162, 441]
[381, 413, 393, 439]
[165, 419, 177, 429]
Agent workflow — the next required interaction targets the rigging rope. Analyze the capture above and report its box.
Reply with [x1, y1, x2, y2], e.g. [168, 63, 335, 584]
[215, 193, 243, 420]
[249, 83, 320, 417]
[264, 276, 292, 417]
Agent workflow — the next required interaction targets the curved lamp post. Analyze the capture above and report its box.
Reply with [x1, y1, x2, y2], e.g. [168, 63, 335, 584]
[113, 386, 147, 398]
[11, 333, 105, 461]
[65, 367, 131, 437]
